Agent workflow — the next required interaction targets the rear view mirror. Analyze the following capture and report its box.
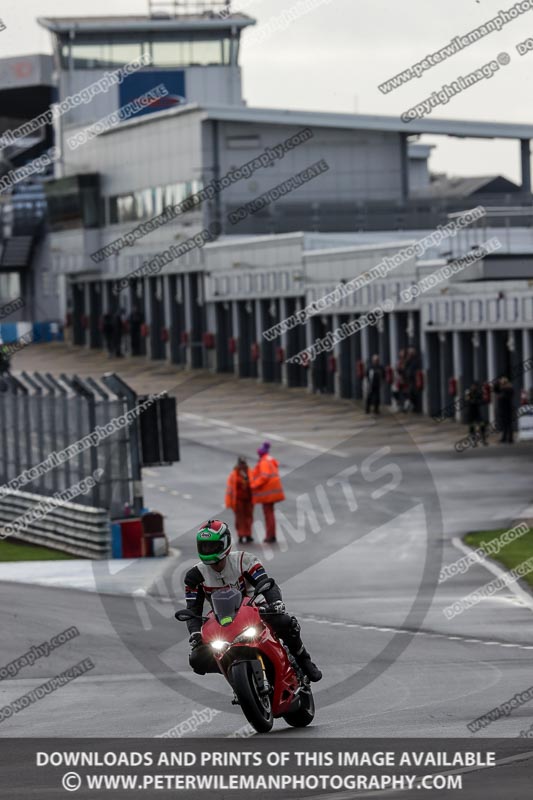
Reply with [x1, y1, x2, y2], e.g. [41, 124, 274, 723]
[251, 577, 275, 601]
[175, 609, 198, 622]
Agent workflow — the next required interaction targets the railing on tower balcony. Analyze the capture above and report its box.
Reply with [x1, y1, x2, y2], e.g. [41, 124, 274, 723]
[148, 0, 232, 16]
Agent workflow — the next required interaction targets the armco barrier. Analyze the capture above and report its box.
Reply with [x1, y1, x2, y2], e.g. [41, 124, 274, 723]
[0, 490, 111, 558]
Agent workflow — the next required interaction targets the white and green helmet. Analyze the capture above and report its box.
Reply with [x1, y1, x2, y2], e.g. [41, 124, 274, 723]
[196, 519, 232, 564]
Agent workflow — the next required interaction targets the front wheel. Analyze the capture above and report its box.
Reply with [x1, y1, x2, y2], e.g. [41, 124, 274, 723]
[282, 687, 315, 727]
[231, 661, 273, 733]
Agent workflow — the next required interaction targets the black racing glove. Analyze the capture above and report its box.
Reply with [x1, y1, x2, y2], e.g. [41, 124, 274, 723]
[189, 632, 203, 651]
[260, 601, 286, 615]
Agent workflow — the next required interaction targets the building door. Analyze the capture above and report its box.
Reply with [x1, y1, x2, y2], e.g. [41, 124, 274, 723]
[215, 302, 233, 372]
[149, 277, 166, 360]
[89, 282, 102, 348]
[189, 273, 205, 369]
[72, 283, 85, 346]
[286, 297, 307, 388]
[169, 275, 185, 365]
[238, 300, 257, 379]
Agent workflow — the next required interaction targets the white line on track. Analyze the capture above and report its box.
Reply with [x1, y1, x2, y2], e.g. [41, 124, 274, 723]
[180, 412, 349, 457]
[260, 433, 288, 442]
[312, 749, 533, 799]
[302, 615, 533, 651]
[451, 536, 533, 613]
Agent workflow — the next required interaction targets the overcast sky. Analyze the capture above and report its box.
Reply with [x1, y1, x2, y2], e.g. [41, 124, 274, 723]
[1, 0, 531, 183]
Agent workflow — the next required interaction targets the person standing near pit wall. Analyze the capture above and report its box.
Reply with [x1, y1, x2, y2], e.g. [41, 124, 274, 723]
[495, 376, 515, 444]
[464, 381, 488, 446]
[225, 456, 254, 544]
[365, 353, 384, 414]
[251, 442, 285, 543]
[129, 305, 144, 356]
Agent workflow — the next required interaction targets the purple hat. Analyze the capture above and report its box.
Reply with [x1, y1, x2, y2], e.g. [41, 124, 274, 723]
[257, 441, 271, 456]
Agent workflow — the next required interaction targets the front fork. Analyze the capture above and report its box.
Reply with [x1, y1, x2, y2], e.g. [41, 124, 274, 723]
[229, 654, 270, 705]
[256, 654, 271, 696]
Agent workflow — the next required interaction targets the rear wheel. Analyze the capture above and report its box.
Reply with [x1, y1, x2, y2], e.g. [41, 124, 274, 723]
[231, 661, 273, 733]
[282, 686, 315, 727]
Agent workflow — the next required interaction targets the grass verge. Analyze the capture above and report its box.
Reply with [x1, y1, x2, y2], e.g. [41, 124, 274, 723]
[464, 526, 533, 590]
[0, 539, 74, 562]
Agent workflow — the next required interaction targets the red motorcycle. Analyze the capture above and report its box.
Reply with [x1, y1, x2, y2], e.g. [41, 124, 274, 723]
[175, 578, 315, 733]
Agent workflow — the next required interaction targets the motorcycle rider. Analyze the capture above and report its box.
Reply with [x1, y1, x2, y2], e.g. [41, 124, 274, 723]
[183, 519, 322, 682]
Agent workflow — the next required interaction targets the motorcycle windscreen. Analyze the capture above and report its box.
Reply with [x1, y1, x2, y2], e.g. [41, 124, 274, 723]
[211, 587, 243, 626]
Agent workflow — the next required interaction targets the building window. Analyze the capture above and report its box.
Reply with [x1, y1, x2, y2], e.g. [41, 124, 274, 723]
[61, 41, 144, 69]
[108, 178, 203, 225]
[151, 40, 188, 67]
[153, 186, 164, 217]
[45, 173, 102, 231]
[61, 34, 232, 69]
[487, 299, 499, 324]
[436, 301, 449, 325]
[504, 298, 519, 323]
[135, 188, 154, 219]
[523, 296, 533, 323]
[452, 300, 465, 325]
[0, 273, 20, 300]
[117, 194, 136, 223]
[109, 196, 119, 225]
[470, 299, 483, 324]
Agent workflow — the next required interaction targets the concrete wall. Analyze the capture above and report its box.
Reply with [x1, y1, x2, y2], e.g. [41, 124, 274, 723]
[422, 281, 533, 331]
[212, 123, 404, 207]
[63, 107, 205, 195]
[204, 233, 304, 301]
[0, 54, 54, 90]
[58, 64, 242, 131]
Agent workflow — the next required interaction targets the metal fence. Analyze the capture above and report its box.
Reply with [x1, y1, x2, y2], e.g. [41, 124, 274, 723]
[219, 195, 533, 236]
[148, 0, 231, 16]
[0, 371, 145, 520]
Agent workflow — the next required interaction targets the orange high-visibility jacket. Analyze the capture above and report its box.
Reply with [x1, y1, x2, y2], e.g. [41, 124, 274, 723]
[251, 455, 285, 505]
[225, 467, 252, 511]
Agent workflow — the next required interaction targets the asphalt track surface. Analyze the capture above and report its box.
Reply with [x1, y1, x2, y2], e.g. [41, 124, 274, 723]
[1, 350, 533, 753]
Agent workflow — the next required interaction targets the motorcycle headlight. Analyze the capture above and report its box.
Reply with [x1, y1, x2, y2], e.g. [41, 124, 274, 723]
[210, 640, 229, 652]
[234, 626, 258, 643]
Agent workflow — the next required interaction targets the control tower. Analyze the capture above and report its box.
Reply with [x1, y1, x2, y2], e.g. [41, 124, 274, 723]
[38, 0, 255, 131]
